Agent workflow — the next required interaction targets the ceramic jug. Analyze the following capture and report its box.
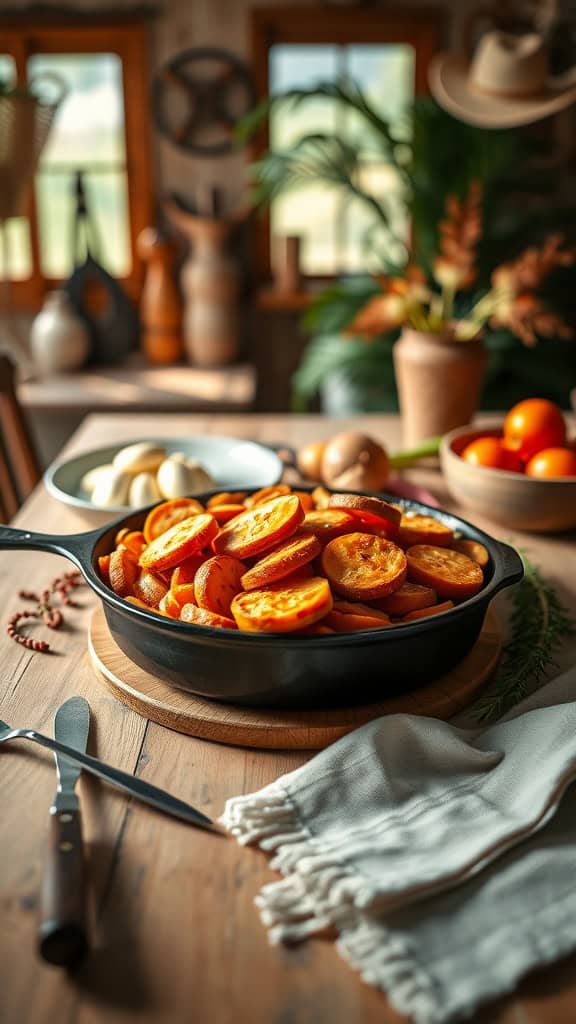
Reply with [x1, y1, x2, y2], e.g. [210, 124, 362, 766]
[30, 290, 90, 374]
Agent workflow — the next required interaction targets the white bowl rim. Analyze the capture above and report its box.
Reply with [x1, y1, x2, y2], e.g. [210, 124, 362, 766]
[441, 425, 576, 484]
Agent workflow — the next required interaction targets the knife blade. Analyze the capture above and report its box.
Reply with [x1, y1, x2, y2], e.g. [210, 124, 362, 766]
[38, 697, 90, 967]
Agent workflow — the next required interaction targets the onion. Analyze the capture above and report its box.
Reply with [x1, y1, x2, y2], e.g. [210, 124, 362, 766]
[321, 432, 389, 490]
[296, 441, 326, 481]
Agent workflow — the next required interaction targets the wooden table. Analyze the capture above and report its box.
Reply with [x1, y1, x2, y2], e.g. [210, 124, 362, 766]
[1, 413, 575, 1024]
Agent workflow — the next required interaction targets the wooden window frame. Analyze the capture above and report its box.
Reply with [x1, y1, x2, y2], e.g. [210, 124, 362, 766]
[0, 15, 153, 309]
[251, 5, 444, 284]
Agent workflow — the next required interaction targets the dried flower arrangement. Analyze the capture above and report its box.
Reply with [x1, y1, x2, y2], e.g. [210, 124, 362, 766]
[348, 182, 576, 345]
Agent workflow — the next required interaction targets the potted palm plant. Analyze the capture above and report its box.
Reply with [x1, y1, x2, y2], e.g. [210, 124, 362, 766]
[240, 86, 576, 417]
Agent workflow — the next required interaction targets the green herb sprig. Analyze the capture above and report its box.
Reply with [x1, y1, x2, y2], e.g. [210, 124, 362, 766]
[475, 550, 574, 722]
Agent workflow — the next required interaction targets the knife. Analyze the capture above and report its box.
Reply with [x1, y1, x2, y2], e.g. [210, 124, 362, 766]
[38, 697, 90, 968]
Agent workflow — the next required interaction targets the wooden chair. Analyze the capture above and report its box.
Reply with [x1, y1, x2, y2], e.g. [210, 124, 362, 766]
[0, 354, 42, 521]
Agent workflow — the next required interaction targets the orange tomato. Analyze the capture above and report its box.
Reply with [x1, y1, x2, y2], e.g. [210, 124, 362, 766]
[461, 436, 523, 472]
[503, 399, 566, 461]
[525, 447, 576, 479]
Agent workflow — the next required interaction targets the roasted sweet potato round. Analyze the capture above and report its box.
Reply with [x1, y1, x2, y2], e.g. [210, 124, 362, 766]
[321, 533, 406, 600]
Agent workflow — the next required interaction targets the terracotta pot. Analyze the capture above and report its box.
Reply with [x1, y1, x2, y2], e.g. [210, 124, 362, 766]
[393, 327, 487, 447]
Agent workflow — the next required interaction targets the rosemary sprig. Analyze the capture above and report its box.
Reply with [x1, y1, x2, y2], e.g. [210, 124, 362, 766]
[475, 550, 574, 722]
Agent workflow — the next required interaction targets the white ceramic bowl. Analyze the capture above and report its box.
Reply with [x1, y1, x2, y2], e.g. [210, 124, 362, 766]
[440, 425, 576, 533]
[45, 436, 283, 521]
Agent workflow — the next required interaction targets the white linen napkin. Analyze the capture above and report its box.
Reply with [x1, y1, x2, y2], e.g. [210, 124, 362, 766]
[222, 667, 576, 1024]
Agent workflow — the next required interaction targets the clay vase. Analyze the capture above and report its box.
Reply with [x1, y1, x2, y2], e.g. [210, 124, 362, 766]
[137, 227, 183, 365]
[393, 327, 487, 447]
[30, 290, 90, 375]
[164, 200, 240, 367]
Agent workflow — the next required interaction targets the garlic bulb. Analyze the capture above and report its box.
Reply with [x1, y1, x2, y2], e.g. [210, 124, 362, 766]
[91, 467, 132, 508]
[113, 442, 166, 475]
[129, 472, 162, 508]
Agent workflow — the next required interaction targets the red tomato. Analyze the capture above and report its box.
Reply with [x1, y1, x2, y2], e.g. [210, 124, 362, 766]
[461, 436, 523, 472]
[503, 399, 566, 461]
[525, 447, 576, 479]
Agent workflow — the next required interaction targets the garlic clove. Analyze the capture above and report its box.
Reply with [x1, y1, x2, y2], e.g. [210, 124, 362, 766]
[156, 458, 215, 499]
[80, 463, 114, 496]
[113, 442, 167, 475]
[129, 471, 162, 508]
[91, 467, 132, 508]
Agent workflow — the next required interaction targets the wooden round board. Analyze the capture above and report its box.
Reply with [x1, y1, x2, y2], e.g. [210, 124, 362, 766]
[88, 606, 502, 750]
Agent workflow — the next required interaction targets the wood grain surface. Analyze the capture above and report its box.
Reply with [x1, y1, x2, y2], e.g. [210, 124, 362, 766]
[88, 605, 502, 749]
[0, 411, 575, 1024]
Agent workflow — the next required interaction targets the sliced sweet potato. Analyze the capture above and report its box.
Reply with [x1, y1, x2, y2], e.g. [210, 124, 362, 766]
[194, 555, 246, 617]
[402, 600, 454, 622]
[321, 533, 406, 601]
[451, 538, 490, 568]
[115, 527, 130, 546]
[119, 530, 147, 559]
[231, 576, 333, 633]
[109, 547, 139, 597]
[327, 493, 402, 533]
[332, 599, 391, 623]
[325, 610, 390, 632]
[398, 514, 453, 548]
[143, 497, 205, 543]
[243, 484, 292, 508]
[208, 504, 245, 525]
[375, 582, 438, 616]
[207, 491, 247, 508]
[212, 494, 304, 559]
[240, 533, 321, 591]
[312, 485, 331, 509]
[180, 603, 237, 629]
[139, 514, 219, 572]
[158, 591, 182, 618]
[97, 554, 111, 585]
[133, 570, 169, 608]
[299, 508, 357, 543]
[171, 583, 197, 606]
[406, 545, 484, 600]
[171, 554, 206, 587]
[293, 490, 314, 512]
[124, 596, 150, 609]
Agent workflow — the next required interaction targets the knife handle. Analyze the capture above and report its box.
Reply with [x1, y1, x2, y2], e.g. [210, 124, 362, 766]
[38, 807, 88, 967]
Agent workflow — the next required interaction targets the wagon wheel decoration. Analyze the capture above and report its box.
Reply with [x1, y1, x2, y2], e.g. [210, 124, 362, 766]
[152, 48, 256, 157]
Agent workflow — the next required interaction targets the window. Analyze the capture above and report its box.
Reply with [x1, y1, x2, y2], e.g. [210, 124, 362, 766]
[0, 18, 152, 306]
[252, 7, 443, 283]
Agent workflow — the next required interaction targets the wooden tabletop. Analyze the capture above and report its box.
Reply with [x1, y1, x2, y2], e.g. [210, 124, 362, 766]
[1, 413, 575, 1024]
[18, 362, 256, 413]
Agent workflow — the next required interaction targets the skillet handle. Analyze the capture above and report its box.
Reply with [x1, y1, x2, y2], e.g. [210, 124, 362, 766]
[0, 525, 98, 571]
[494, 542, 524, 590]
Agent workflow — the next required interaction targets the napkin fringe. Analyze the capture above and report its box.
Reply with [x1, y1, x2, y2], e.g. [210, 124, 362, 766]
[222, 782, 442, 1022]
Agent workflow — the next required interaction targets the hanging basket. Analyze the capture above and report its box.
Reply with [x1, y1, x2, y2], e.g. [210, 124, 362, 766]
[0, 74, 66, 220]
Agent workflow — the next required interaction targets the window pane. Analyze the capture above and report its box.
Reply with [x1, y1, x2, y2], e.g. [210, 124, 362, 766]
[0, 56, 33, 279]
[346, 45, 414, 138]
[28, 53, 126, 164]
[267, 43, 414, 276]
[0, 54, 16, 89]
[273, 185, 341, 275]
[0, 218, 32, 280]
[269, 44, 339, 148]
[35, 170, 131, 278]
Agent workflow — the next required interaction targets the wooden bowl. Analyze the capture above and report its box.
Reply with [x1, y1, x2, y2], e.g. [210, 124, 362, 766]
[440, 425, 576, 533]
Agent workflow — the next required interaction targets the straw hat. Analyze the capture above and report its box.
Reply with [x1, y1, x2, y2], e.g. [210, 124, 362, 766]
[429, 31, 576, 128]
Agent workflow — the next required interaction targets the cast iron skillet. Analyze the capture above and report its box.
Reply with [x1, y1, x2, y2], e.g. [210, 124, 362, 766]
[0, 489, 523, 708]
